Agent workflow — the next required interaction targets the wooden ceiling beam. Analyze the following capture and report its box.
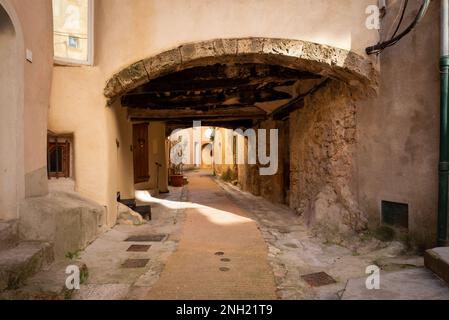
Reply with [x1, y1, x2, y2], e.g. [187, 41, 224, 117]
[128, 106, 267, 120]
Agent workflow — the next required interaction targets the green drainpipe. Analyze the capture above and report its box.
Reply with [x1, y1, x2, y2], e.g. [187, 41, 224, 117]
[438, 0, 449, 247]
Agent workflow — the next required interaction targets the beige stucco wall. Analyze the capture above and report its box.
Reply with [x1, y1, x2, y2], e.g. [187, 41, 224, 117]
[0, 0, 53, 221]
[357, 0, 441, 248]
[11, 0, 53, 198]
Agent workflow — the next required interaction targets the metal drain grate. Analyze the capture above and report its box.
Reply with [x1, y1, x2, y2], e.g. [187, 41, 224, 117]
[301, 272, 337, 287]
[122, 259, 150, 268]
[127, 245, 151, 252]
[125, 234, 167, 242]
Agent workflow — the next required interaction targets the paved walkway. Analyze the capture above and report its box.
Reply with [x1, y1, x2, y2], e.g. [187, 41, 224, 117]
[145, 171, 277, 300]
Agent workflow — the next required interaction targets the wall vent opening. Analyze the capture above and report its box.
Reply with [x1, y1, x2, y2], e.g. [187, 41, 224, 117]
[381, 201, 409, 229]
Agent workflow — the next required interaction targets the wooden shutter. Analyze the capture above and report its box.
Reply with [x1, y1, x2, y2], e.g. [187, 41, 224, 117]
[133, 123, 150, 183]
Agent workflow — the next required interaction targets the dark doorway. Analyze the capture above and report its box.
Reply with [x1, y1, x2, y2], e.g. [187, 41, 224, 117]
[133, 123, 149, 183]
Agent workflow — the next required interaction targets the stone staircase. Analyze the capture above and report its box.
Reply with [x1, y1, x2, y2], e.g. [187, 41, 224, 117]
[0, 190, 106, 299]
[0, 220, 54, 292]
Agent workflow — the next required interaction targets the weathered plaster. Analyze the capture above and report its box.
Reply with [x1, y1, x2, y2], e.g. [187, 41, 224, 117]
[104, 38, 378, 103]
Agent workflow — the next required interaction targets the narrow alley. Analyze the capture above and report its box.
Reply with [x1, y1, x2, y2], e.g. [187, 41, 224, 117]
[6, 169, 447, 301]
[2, 0, 449, 308]
[145, 171, 277, 300]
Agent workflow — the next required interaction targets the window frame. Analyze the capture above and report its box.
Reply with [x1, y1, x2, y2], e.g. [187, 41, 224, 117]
[53, 0, 95, 66]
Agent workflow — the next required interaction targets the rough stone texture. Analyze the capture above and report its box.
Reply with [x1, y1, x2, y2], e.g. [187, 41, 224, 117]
[212, 39, 238, 56]
[238, 119, 289, 205]
[117, 203, 145, 226]
[0, 241, 53, 291]
[216, 178, 412, 300]
[19, 191, 106, 259]
[116, 61, 149, 93]
[0, 260, 87, 300]
[239, 80, 366, 242]
[0, 220, 19, 251]
[289, 80, 367, 242]
[103, 38, 378, 102]
[143, 48, 182, 80]
[425, 247, 449, 285]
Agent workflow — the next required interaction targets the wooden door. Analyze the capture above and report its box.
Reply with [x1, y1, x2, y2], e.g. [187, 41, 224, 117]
[133, 123, 149, 183]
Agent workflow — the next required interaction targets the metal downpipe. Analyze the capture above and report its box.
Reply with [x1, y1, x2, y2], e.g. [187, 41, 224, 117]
[438, 0, 449, 246]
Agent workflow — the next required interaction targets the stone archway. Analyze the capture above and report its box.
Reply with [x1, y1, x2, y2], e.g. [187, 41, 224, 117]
[201, 143, 213, 168]
[0, 1, 25, 221]
[104, 38, 378, 104]
[104, 38, 379, 239]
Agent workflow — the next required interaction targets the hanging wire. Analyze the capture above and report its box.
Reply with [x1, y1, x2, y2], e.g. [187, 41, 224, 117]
[366, 0, 430, 55]
[390, 0, 409, 40]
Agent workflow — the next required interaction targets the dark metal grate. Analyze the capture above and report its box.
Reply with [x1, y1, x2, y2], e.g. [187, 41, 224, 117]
[127, 245, 151, 252]
[381, 201, 409, 228]
[301, 272, 337, 287]
[125, 234, 167, 242]
[122, 259, 150, 268]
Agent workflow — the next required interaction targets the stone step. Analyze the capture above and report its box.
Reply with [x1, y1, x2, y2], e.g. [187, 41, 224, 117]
[0, 260, 88, 300]
[0, 241, 54, 291]
[341, 268, 449, 300]
[425, 247, 449, 285]
[0, 220, 19, 251]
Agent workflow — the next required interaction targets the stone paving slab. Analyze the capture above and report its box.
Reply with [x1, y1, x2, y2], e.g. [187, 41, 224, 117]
[144, 173, 277, 300]
[342, 268, 449, 300]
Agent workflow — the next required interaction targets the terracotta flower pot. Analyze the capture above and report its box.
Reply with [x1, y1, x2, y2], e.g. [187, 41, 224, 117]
[170, 174, 184, 187]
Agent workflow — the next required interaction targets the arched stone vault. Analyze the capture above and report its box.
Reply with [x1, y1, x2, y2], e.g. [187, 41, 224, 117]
[104, 37, 378, 104]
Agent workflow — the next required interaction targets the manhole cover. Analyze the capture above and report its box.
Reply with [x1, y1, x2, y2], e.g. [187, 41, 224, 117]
[221, 258, 231, 262]
[127, 245, 151, 252]
[125, 234, 167, 242]
[301, 272, 337, 287]
[215, 251, 225, 256]
[219, 267, 230, 272]
[122, 259, 150, 268]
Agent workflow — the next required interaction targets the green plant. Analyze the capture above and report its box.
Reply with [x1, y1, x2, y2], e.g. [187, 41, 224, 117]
[221, 168, 235, 182]
[80, 268, 89, 285]
[65, 250, 82, 260]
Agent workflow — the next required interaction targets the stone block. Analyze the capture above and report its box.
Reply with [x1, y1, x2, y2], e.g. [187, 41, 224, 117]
[425, 247, 449, 285]
[237, 38, 264, 55]
[19, 191, 106, 259]
[0, 241, 53, 291]
[144, 48, 182, 79]
[116, 61, 149, 92]
[212, 39, 238, 56]
[104, 75, 123, 99]
[180, 41, 216, 63]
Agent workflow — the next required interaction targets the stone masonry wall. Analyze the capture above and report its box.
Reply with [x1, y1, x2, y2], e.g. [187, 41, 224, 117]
[290, 80, 367, 241]
[238, 80, 367, 242]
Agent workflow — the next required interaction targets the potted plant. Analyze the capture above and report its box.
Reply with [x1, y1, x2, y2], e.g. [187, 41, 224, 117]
[169, 138, 185, 187]
[169, 163, 184, 187]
